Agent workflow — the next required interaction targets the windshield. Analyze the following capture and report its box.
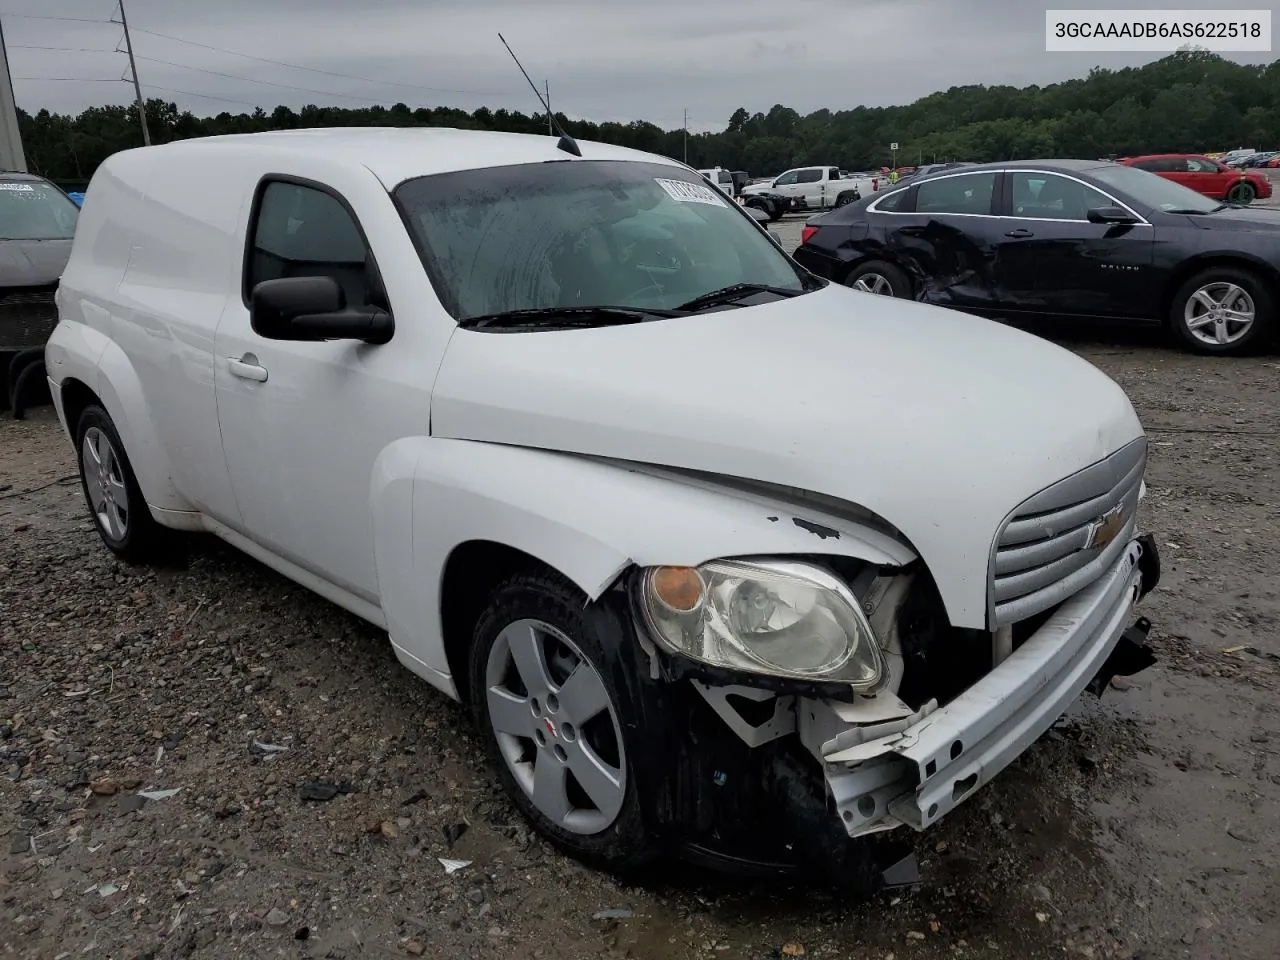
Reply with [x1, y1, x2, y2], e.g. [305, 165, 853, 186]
[393, 160, 810, 322]
[0, 181, 79, 240]
[1088, 164, 1219, 214]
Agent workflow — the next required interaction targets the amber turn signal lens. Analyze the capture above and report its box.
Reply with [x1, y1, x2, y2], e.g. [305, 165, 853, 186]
[650, 566, 704, 612]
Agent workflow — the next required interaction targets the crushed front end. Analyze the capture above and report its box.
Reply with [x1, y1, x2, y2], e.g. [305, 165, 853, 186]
[629, 438, 1160, 880]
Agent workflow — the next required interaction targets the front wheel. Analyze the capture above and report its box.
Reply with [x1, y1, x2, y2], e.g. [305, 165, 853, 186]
[469, 572, 657, 873]
[1226, 181, 1256, 204]
[843, 260, 911, 298]
[1169, 266, 1273, 355]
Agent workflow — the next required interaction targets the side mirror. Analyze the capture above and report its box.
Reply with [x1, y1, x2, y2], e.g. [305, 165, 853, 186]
[1086, 206, 1139, 225]
[250, 276, 394, 345]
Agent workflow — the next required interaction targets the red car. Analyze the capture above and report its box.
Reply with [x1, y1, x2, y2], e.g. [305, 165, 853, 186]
[1120, 154, 1272, 203]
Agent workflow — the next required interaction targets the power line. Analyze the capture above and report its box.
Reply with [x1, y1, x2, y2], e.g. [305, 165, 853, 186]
[143, 84, 259, 108]
[132, 54, 407, 104]
[127, 25, 514, 98]
[13, 77, 124, 82]
[0, 14, 113, 24]
[11, 45, 121, 53]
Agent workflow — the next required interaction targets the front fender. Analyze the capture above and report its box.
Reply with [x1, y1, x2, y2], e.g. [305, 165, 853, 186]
[370, 437, 916, 696]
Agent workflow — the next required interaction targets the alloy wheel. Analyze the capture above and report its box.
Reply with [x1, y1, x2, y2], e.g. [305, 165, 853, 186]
[1183, 282, 1255, 346]
[852, 273, 894, 296]
[81, 426, 129, 540]
[484, 618, 626, 835]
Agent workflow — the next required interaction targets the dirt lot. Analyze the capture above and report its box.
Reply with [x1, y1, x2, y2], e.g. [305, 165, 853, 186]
[2, 328, 1280, 959]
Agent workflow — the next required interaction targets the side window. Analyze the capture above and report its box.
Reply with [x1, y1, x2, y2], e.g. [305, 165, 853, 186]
[874, 188, 908, 212]
[1009, 172, 1111, 220]
[915, 172, 996, 215]
[245, 180, 380, 310]
[1185, 158, 1214, 173]
[1131, 159, 1157, 171]
[795, 168, 823, 184]
[718, 171, 732, 185]
[774, 170, 799, 186]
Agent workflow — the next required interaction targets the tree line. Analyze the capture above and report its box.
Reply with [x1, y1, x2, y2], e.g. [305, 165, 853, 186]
[17, 49, 1280, 188]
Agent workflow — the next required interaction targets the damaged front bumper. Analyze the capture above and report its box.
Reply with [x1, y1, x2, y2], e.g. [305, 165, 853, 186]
[806, 534, 1159, 837]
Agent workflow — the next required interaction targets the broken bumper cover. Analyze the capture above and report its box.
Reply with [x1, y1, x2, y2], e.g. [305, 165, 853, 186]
[821, 535, 1158, 836]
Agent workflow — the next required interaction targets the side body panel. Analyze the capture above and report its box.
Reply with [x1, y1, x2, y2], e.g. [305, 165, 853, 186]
[371, 437, 917, 697]
[109, 151, 260, 523]
[47, 148, 201, 513]
[212, 157, 454, 602]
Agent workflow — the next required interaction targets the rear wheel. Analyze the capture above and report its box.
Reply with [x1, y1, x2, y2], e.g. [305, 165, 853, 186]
[843, 260, 910, 298]
[834, 191, 860, 208]
[1169, 266, 1273, 355]
[1226, 181, 1256, 204]
[74, 405, 174, 562]
[469, 572, 657, 873]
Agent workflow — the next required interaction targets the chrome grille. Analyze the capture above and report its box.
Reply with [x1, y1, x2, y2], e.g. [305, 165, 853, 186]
[991, 438, 1146, 627]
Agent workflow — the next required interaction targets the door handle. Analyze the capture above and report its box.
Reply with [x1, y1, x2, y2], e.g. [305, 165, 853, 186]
[1004, 228, 1034, 238]
[227, 356, 268, 382]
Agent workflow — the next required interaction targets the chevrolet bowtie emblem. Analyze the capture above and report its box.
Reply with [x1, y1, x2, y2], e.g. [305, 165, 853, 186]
[1086, 502, 1127, 551]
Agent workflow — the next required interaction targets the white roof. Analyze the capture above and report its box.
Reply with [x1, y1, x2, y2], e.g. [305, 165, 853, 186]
[146, 126, 686, 187]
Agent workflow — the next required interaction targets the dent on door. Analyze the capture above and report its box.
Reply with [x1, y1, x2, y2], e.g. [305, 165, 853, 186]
[892, 219, 998, 307]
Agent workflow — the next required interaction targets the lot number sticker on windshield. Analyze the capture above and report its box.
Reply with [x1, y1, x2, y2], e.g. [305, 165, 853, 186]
[655, 178, 727, 206]
[0, 184, 34, 192]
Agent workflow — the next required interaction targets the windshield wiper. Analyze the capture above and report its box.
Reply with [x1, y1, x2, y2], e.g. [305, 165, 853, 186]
[676, 282, 803, 313]
[459, 305, 682, 331]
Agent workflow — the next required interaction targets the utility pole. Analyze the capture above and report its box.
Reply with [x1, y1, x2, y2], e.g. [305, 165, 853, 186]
[0, 19, 26, 171]
[545, 80, 551, 135]
[117, 0, 150, 146]
[682, 108, 688, 164]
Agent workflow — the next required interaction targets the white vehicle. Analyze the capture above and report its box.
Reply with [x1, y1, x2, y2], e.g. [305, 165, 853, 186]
[697, 166, 736, 197]
[46, 127, 1160, 886]
[742, 165, 866, 210]
[1220, 148, 1258, 167]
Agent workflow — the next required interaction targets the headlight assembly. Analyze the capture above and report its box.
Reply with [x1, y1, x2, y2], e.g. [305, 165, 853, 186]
[638, 559, 885, 688]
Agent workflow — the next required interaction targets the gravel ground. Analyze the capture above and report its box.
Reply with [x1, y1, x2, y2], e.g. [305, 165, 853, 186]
[3, 331, 1280, 957]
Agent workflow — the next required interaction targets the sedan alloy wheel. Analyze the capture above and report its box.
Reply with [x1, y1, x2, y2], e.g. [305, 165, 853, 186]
[1183, 281, 1255, 347]
[852, 273, 895, 296]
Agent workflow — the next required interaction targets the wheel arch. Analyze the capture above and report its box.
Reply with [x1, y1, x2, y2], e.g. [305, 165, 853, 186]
[369, 437, 916, 704]
[59, 377, 100, 439]
[1159, 252, 1280, 326]
[837, 255, 915, 297]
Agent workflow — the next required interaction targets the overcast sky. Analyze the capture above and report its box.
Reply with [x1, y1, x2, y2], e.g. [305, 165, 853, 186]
[3, 0, 1275, 132]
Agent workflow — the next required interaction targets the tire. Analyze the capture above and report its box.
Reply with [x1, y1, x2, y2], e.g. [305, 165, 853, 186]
[1169, 266, 1274, 356]
[834, 191, 859, 208]
[469, 571, 658, 873]
[1226, 181, 1256, 204]
[843, 260, 911, 298]
[10, 357, 48, 420]
[74, 404, 174, 563]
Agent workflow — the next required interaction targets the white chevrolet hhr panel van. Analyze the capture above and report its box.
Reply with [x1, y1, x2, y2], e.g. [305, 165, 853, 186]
[45, 127, 1160, 885]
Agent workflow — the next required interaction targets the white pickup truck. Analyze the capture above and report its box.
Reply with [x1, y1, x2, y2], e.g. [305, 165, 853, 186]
[742, 165, 872, 211]
[46, 127, 1160, 888]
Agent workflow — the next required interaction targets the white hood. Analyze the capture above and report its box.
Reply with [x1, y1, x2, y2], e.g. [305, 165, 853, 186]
[430, 284, 1144, 629]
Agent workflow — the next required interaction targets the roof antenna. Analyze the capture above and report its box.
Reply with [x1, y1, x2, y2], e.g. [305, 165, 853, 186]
[497, 33, 581, 157]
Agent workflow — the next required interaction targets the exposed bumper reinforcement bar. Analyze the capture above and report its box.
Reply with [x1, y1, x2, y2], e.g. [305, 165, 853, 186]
[821, 535, 1157, 836]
